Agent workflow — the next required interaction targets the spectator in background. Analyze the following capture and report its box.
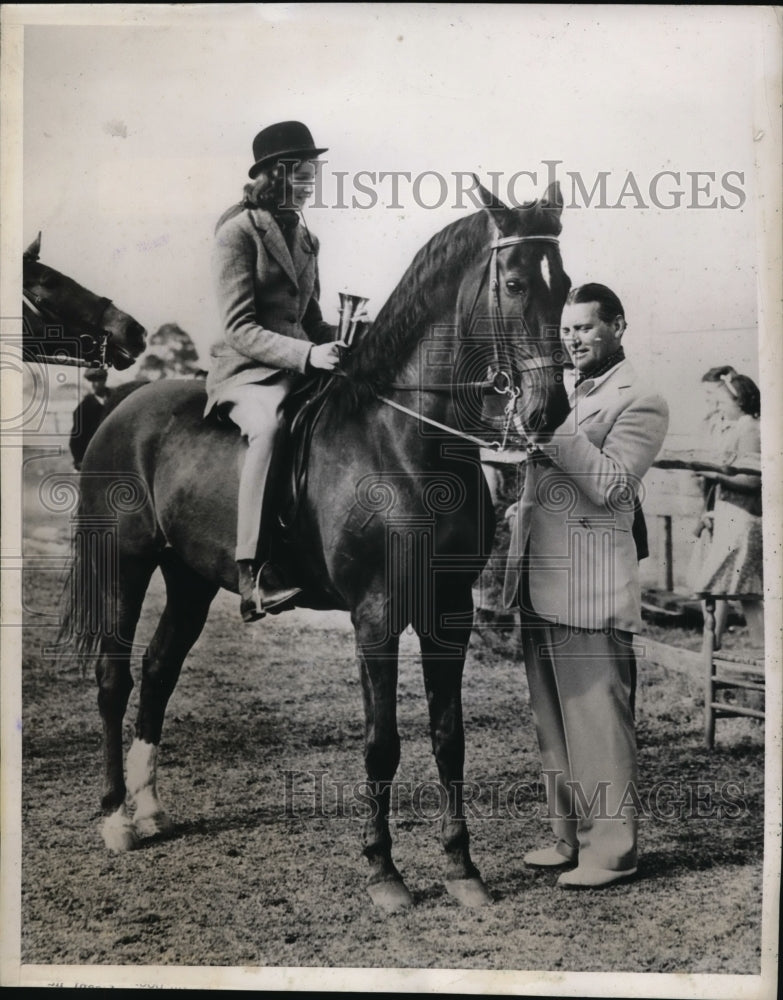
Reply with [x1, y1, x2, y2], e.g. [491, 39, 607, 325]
[698, 365, 737, 457]
[694, 371, 763, 649]
[69, 368, 112, 470]
[688, 366, 739, 580]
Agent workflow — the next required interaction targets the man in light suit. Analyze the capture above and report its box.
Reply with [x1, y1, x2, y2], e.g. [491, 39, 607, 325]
[504, 283, 669, 888]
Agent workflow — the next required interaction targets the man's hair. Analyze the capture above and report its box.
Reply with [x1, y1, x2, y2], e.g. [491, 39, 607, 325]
[701, 365, 738, 383]
[565, 283, 625, 324]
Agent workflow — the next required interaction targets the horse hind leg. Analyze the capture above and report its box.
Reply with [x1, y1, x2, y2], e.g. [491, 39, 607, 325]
[127, 550, 217, 840]
[95, 554, 157, 853]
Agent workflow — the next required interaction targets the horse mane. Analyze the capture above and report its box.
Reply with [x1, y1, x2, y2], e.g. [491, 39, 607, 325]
[338, 209, 491, 403]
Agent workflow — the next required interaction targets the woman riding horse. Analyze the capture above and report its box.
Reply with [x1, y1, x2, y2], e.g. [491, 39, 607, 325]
[206, 121, 347, 622]
[62, 176, 571, 911]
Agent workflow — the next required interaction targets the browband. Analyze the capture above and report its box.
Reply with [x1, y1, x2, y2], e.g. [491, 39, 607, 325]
[491, 235, 560, 250]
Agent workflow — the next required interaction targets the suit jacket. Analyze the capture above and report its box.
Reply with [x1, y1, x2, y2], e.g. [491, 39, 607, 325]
[503, 360, 669, 632]
[205, 205, 333, 414]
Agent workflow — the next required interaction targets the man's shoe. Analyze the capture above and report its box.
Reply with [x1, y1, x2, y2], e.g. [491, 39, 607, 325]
[557, 866, 637, 889]
[237, 559, 265, 623]
[257, 562, 302, 613]
[524, 845, 578, 868]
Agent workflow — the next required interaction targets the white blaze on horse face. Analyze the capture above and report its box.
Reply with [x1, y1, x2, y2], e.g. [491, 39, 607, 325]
[540, 253, 551, 290]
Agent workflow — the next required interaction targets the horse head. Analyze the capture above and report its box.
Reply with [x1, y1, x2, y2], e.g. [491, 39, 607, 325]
[465, 179, 571, 437]
[23, 234, 147, 370]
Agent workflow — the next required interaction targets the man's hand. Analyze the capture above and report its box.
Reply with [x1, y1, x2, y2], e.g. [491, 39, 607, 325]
[309, 340, 348, 371]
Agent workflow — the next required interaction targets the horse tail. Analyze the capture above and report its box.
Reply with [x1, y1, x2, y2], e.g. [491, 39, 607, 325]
[56, 475, 139, 672]
[56, 519, 107, 671]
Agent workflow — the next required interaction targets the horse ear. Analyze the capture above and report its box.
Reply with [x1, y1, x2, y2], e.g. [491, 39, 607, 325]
[473, 175, 508, 212]
[24, 232, 42, 261]
[539, 181, 564, 219]
[473, 175, 514, 233]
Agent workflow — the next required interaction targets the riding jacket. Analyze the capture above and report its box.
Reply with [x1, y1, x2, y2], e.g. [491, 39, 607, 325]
[204, 205, 333, 416]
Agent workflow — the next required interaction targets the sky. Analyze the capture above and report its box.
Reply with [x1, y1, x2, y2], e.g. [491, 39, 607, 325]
[9, 4, 782, 440]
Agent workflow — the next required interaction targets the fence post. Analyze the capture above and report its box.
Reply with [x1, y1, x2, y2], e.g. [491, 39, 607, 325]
[662, 514, 674, 592]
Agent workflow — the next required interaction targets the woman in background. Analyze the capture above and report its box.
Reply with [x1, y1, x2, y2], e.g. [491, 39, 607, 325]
[687, 366, 738, 585]
[695, 371, 763, 648]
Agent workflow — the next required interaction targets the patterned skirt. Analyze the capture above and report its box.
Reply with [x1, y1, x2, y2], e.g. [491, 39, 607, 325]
[695, 499, 764, 595]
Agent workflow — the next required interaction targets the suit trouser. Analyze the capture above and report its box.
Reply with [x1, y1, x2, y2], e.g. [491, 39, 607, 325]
[519, 609, 639, 872]
[215, 379, 292, 562]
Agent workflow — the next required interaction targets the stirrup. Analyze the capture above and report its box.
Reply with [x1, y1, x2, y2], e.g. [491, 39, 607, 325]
[237, 559, 265, 623]
[240, 597, 266, 624]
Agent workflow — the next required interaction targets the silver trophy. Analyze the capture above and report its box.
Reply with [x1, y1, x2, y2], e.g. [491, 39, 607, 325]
[337, 293, 370, 346]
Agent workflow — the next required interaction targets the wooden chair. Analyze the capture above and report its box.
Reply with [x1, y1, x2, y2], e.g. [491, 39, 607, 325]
[699, 592, 765, 748]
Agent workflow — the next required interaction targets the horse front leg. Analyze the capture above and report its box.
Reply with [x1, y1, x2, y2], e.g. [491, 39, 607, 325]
[416, 592, 492, 907]
[353, 612, 412, 912]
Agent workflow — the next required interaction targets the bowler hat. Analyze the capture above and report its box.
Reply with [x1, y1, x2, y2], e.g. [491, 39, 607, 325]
[248, 121, 327, 179]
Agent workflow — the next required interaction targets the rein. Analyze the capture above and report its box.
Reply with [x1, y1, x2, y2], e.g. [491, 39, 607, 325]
[377, 233, 561, 454]
[284, 234, 560, 528]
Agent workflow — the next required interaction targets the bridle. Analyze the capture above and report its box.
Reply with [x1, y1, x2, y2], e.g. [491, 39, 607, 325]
[22, 285, 114, 369]
[282, 233, 564, 532]
[376, 233, 563, 454]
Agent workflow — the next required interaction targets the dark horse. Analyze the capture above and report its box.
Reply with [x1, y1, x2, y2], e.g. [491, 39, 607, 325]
[61, 181, 571, 910]
[23, 233, 146, 370]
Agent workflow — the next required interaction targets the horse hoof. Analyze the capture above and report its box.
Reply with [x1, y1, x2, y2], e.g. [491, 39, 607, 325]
[101, 812, 140, 853]
[445, 877, 493, 907]
[134, 810, 175, 839]
[367, 878, 414, 913]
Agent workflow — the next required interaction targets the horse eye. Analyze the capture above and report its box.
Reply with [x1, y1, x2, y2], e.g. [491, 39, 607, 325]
[505, 280, 526, 295]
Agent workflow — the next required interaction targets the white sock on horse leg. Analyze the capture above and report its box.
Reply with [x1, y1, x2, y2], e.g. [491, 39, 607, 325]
[126, 738, 174, 836]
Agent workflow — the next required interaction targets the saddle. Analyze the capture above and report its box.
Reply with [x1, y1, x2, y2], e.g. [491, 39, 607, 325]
[256, 371, 339, 575]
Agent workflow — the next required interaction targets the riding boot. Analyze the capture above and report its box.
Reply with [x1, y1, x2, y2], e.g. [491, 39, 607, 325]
[257, 561, 302, 614]
[237, 559, 265, 623]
